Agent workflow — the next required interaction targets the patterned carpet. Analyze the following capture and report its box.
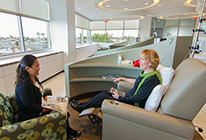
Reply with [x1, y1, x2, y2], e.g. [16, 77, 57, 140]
[68, 98, 102, 140]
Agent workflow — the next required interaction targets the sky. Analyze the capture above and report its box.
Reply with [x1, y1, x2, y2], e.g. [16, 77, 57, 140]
[0, 12, 47, 38]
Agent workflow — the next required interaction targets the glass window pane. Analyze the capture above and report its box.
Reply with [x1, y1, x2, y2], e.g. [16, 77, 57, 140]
[180, 19, 196, 26]
[178, 27, 193, 36]
[106, 30, 123, 43]
[20, 0, 49, 20]
[163, 27, 178, 37]
[22, 17, 49, 51]
[152, 19, 165, 26]
[0, 12, 22, 55]
[124, 30, 138, 41]
[125, 20, 139, 29]
[165, 19, 179, 26]
[83, 29, 88, 43]
[91, 21, 105, 30]
[91, 30, 105, 42]
[0, 0, 19, 13]
[76, 28, 82, 44]
[107, 21, 123, 29]
[151, 28, 164, 37]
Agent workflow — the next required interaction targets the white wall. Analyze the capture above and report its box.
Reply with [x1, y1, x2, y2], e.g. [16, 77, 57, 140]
[49, 0, 76, 65]
[139, 17, 152, 41]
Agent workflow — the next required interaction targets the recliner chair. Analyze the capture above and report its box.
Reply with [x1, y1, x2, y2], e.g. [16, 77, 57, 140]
[102, 58, 206, 140]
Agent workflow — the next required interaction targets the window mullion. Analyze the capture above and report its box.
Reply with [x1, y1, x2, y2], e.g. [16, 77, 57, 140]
[17, 15, 25, 52]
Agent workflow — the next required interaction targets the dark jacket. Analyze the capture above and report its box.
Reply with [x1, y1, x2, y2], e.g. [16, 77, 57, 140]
[15, 82, 43, 122]
[118, 75, 159, 108]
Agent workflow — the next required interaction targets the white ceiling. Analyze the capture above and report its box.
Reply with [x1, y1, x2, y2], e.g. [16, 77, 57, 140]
[75, 0, 202, 21]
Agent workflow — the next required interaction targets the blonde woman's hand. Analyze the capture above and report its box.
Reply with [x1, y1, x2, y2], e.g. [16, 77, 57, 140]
[113, 77, 123, 84]
[112, 92, 119, 99]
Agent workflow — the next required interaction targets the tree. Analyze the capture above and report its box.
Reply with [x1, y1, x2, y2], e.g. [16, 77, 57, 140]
[41, 33, 45, 39]
[91, 33, 113, 43]
[36, 32, 40, 38]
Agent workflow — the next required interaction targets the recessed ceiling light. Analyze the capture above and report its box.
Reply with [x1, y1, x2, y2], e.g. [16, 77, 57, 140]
[144, 3, 149, 5]
[123, 0, 128, 1]
[124, 8, 128, 10]
[78, 8, 81, 10]
[98, 0, 160, 11]
[106, 5, 110, 7]
[158, 4, 162, 6]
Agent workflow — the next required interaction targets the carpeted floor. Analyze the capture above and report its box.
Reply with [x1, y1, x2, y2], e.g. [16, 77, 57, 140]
[68, 98, 102, 140]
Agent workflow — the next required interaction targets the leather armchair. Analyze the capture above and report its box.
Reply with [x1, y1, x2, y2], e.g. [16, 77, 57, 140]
[102, 58, 206, 140]
[0, 93, 67, 140]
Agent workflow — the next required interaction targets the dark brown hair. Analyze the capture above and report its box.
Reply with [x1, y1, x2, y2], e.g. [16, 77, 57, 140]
[15, 55, 38, 85]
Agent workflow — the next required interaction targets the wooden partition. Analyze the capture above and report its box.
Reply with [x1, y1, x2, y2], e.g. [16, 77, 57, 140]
[65, 36, 192, 98]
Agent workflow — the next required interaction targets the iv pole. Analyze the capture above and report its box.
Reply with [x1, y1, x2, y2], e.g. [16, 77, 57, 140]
[191, 0, 206, 58]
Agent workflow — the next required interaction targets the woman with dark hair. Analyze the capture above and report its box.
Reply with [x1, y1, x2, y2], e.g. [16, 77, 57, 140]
[15, 54, 81, 140]
[70, 49, 162, 113]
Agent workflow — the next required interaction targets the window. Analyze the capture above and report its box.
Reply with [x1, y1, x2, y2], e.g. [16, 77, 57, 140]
[106, 30, 123, 43]
[22, 17, 49, 51]
[124, 30, 138, 41]
[91, 30, 105, 42]
[0, 0, 50, 56]
[76, 28, 82, 44]
[75, 14, 91, 45]
[0, 12, 22, 54]
[83, 29, 88, 43]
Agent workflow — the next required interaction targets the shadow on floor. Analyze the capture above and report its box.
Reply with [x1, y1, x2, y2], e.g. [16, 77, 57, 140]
[68, 98, 102, 140]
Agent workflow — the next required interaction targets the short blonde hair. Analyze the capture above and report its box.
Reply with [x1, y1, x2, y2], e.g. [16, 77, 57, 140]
[140, 49, 160, 70]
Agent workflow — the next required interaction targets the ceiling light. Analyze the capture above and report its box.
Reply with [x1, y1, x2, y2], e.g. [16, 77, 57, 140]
[124, 8, 128, 10]
[78, 8, 81, 10]
[158, 4, 161, 6]
[109, 15, 144, 21]
[184, 0, 196, 7]
[106, 5, 110, 7]
[144, 3, 149, 5]
[159, 12, 199, 19]
[98, 0, 159, 11]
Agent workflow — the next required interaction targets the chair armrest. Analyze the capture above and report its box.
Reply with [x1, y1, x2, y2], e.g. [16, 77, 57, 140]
[117, 81, 133, 94]
[102, 100, 195, 140]
[0, 111, 67, 140]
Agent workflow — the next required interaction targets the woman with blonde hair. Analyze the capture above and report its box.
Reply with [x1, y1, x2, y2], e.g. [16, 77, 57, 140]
[70, 49, 162, 113]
